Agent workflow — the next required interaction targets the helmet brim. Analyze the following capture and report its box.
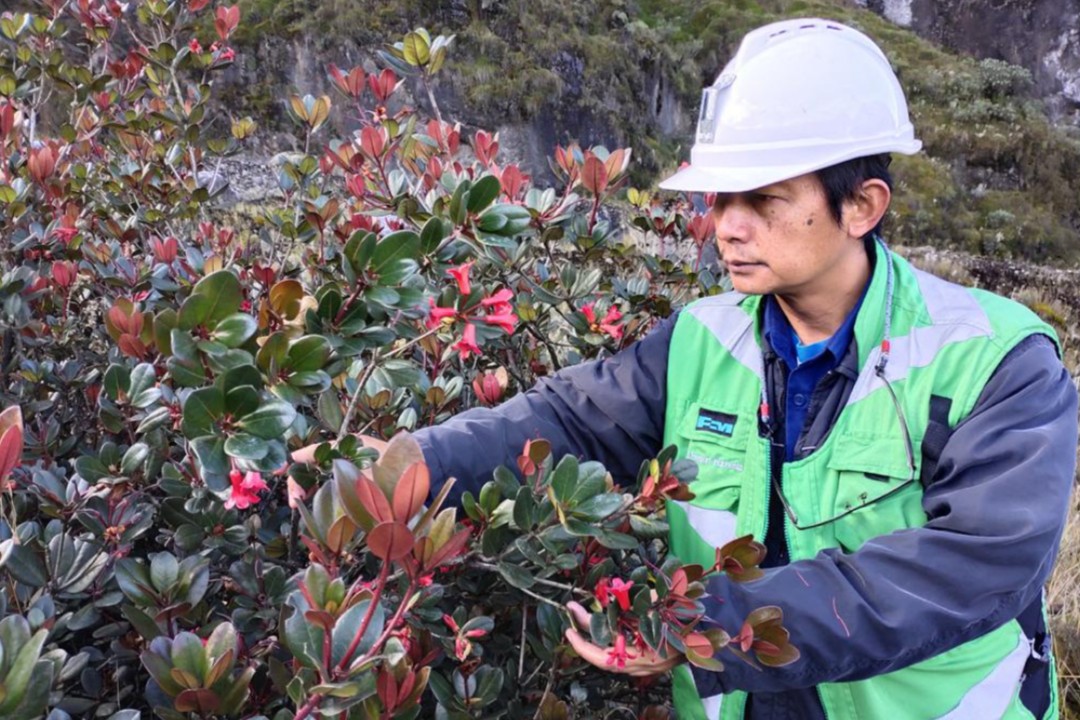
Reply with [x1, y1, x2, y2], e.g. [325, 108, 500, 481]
[657, 163, 802, 194]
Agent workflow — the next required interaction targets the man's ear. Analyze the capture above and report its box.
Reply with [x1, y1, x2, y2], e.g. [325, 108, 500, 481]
[842, 179, 891, 238]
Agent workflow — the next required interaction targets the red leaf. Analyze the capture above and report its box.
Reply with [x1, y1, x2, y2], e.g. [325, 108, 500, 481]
[118, 334, 147, 359]
[0, 409, 24, 489]
[355, 475, 393, 524]
[360, 126, 385, 159]
[581, 155, 608, 195]
[424, 528, 471, 570]
[684, 631, 714, 657]
[214, 5, 240, 41]
[175, 688, 221, 714]
[392, 462, 430, 522]
[367, 521, 415, 561]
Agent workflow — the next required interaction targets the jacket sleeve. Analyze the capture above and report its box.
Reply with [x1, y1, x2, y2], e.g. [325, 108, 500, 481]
[693, 333, 1078, 694]
[412, 314, 676, 506]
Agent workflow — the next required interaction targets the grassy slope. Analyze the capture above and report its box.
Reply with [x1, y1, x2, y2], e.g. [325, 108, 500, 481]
[230, 0, 1080, 265]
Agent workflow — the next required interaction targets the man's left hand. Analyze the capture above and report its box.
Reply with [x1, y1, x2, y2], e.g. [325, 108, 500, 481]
[563, 601, 684, 677]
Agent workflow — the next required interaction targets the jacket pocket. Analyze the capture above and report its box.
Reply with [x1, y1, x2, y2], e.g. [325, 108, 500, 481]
[828, 434, 927, 553]
[677, 401, 749, 515]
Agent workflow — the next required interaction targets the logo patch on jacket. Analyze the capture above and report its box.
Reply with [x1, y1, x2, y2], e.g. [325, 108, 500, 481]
[695, 409, 737, 437]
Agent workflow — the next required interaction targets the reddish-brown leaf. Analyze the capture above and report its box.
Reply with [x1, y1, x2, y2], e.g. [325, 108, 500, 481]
[424, 527, 471, 570]
[118, 334, 147, 359]
[355, 475, 393, 524]
[175, 688, 221, 714]
[304, 609, 336, 631]
[0, 407, 23, 487]
[581, 155, 608, 195]
[392, 462, 430, 522]
[367, 521, 414, 561]
[326, 515, 358, 555]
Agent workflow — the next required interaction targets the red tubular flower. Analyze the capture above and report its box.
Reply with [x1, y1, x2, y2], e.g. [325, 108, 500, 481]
[606, 633, 631, 669]
[599, 306, 624, 340]
[447, 262, 473, 295]
[188, 38, 202, 53]
[581, 302, 597, 325]
[480, 288, 514, 314]
[454, 323, 482, 360]
[594, 577, 612, 608]
[483, 311, 517, 334]
[427, 298, 458, 329]
[609, 578, 634, 611]
[225, 469, 268, 510]
[581, 302, 624, 340]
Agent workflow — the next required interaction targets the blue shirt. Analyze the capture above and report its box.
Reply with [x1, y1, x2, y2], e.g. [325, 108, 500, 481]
[762, 291, 865, 461]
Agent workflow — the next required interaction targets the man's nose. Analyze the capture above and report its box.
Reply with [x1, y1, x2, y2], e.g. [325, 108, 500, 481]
[712, 199, 750, 242]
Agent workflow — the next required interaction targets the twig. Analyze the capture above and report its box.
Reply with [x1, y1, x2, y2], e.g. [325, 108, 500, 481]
[337, 327, 441, 439]
[518, 604, 528, 681]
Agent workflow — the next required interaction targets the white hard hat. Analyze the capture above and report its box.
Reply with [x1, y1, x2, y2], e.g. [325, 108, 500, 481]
[659, 18, 922, 193]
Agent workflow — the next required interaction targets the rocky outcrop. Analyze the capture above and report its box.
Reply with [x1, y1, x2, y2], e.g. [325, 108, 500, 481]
[863, 0, 1080, 118]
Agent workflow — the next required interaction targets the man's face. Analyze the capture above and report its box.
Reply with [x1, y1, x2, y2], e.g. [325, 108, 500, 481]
[711, 173, 864, 298]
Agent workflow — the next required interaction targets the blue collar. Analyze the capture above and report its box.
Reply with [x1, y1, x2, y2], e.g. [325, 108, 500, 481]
[763, 286, 868, 370]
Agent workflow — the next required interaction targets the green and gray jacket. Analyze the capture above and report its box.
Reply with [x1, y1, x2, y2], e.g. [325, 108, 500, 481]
[416, 243, 1077, 719]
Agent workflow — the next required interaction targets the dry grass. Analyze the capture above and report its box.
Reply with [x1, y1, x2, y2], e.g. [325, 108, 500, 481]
[1051, 497, 1080, 717]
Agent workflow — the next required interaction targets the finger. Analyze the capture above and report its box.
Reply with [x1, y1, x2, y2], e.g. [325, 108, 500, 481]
[564, 629, 612, 669]
[565, 601, 591, 630]
[360, 434, 389, 454]
[290, 442, 322, 464]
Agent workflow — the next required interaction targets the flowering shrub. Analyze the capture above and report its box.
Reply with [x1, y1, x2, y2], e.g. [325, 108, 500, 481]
[0, 1, 792, 718]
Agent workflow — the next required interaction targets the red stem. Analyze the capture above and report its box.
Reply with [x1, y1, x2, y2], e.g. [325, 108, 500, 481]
[334, 560, 390, 673]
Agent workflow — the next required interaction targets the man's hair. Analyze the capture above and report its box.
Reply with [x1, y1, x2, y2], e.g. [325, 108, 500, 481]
[814, 154, 893, 238]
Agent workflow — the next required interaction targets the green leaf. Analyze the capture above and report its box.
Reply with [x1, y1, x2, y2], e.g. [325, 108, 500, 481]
[419, 216, 447, 252]
[120, 442, 150, 476]
[331, 599, 385, 669]
[181, 387, 225, 438]
[122, 604, 163, 641]
[224, 384, 260, 417]
[178, 293, 215, 331]
[128, 363, 157, 399]
[496, 561, 535, 589]
[149, 552, 179, 592]
[237, 399, 297, 439]
[0, 628, 47, 714]
[467, 175, 501, 214]
[191, 270, 244, 325]
[371, 231, 420, 278]
[74, 455, 111, 482]
[224, 433, 269, 460]
[171, 632, 210, 681]
[551, 455, 578, 503]
[286, 335, 331, 372]
[191, 436, 229, 476]
[212, 313, 258, 348]
[102, 364, 130, 402]
[6, 544, 46, 587]
[593, 529, 638, 550]
[573, 493, 623, 520]
[256, 331, 290, 373]
[570, 461, 608, 504]
[403, 30, 430, 66]
[115, 559, 155, 606]
[512, 486, 536, 531]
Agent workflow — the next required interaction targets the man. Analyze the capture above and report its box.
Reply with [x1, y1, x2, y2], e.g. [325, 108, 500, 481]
[334, 19, 1078, 719]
